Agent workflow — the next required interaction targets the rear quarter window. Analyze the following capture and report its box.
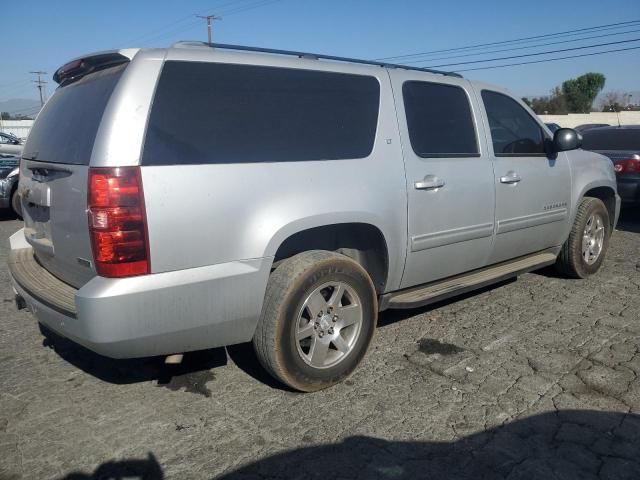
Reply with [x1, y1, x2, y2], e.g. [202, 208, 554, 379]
[141, 61, 381, 165]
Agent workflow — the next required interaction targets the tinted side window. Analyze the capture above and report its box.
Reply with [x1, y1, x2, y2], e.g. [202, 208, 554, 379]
[481, 90, 546, 156]
[582, 129, 640, 151]
[403, 81, 478, 157]
[142, 62, 380, 165]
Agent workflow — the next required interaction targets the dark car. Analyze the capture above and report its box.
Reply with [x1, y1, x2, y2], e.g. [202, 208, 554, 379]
[575, 123, 610, 133]
[545, 122, 561, 133]
[0, 155, 21, 217]
[582, 126, 640, 205]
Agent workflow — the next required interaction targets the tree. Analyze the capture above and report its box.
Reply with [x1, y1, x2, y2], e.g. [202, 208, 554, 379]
[599, 91, 624, 112]
[561, 73, 606, 113]
[522, 87, 567, 115]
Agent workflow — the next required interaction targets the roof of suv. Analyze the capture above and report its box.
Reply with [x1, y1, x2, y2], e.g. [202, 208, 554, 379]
[170, 41, 463, 78]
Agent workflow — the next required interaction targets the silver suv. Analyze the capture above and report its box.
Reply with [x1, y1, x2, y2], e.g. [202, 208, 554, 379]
[8, 43, 620, 391]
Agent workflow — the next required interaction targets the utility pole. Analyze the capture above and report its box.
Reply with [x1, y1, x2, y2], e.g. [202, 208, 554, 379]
[30, 71, 48, 107]
[195, 14, 221, 45]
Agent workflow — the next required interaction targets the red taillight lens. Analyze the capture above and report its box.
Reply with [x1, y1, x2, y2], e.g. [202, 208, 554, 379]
[614, 158, 640, 175]
[88, 167, 150, 277]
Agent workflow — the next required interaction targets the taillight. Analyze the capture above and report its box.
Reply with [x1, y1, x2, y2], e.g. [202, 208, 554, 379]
[614, 157, 640, 175]
[88, 167, 150, 277]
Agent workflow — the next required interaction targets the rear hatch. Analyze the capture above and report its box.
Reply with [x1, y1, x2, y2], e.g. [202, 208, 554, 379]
[20, 59, 128, 288]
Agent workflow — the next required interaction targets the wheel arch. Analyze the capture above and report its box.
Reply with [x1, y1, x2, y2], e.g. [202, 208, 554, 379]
[580, 184, 618, 228]
[269, 221, 391, 294]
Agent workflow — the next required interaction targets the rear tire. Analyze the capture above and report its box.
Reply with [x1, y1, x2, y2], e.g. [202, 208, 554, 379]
[253, 250, 377, 392]
[556, 197, 610, 278]
[10, 187, 22, 219]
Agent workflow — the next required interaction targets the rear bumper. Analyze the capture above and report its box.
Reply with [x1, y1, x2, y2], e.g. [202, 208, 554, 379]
[8, 230, 272, 358]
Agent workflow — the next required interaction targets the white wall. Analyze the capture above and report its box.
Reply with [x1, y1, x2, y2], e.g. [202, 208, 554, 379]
[538, 111, 640, 128]
[0, 119, 34, 140]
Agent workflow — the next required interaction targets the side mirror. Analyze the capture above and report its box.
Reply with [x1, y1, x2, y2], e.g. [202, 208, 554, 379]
[553, 128, 581, 152]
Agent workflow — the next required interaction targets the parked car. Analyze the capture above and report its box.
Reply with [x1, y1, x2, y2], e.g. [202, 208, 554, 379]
[545, 122, 561, 133]
[0, 155, 21, 217]
[0, 132, 23, 156]
[575, 123, 610, 133]
[8, 44, 620, 391]
[582, 126, 640, 205]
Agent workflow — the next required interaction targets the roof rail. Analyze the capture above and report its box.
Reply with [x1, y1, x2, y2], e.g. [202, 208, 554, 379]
[171, 41, 463, 78]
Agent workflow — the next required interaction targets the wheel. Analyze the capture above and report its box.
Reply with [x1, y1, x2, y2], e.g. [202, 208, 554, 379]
[10, 187, 22, 219]
[253, 250, 377, 392]
[556, 197, 610, 278]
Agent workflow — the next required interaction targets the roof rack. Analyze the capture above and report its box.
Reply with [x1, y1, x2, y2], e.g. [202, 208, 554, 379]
[172, 41, 463, 78]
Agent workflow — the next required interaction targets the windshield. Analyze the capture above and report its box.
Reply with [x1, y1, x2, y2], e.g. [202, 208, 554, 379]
[22, 64, 126, 164]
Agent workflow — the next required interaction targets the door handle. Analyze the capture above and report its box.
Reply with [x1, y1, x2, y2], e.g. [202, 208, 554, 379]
[500, 172, 522, 184]
[415, 175, 445, 190]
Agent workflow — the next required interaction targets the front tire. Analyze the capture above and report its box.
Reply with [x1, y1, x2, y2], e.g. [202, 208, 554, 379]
[253, 250, 377, 392]
[556, 197, 610, 278]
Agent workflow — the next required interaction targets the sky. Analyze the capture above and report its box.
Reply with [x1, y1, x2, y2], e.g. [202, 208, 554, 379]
[2, 0, 640, 109]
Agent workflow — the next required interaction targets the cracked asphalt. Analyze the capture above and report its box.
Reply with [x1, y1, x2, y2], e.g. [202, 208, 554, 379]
[1, 209, 639, 479]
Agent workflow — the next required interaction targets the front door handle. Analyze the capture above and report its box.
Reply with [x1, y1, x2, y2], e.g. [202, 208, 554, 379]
[500, 171, 522, 184]
[415, 175, 445, 190]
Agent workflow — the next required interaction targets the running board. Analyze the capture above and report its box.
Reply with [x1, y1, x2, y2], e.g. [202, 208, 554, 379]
[381, 252, 557, 311]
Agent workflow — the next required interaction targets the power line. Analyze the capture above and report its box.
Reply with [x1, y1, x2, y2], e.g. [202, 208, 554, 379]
[403, 28, 640, 65]
[133, 0, 282, 47]
[424, 37, 640, 68]
[456, 45, 640, 72]
[376, 19, 640, 61]
[123, 0, 249, 46]
[219, 0, 281, 16]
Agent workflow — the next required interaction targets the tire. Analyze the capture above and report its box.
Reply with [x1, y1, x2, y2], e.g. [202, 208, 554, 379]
[253, 250, 377, 392]
[556, 197, 610, 278]
[10, 187, 22, 219]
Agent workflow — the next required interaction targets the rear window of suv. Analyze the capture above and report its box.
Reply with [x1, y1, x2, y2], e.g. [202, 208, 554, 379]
[23, 64, 126, 165]
[141, 61, 380, 165]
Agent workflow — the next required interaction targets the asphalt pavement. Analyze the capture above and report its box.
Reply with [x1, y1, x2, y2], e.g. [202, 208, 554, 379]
[1, 208, 639, 479]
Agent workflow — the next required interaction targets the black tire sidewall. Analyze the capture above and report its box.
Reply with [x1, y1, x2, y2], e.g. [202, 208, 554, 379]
[573, 200, 610, 277]
[276, 258, 376, 389]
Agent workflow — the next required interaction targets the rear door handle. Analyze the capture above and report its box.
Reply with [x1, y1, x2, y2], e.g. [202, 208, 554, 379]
[500, 172, 522, 184]
[415, 175, 445, 190]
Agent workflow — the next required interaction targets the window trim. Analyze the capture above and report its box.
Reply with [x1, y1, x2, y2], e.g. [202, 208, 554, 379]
[402, 80, 480, 159]
[481, 89, 549, 158]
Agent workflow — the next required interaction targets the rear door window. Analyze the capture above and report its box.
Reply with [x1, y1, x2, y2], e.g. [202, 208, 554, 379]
[402, 81, 479, 157]
[481, 90, 546, 156]
[22, 64, 126, 164]
[142, 61, 381, 165]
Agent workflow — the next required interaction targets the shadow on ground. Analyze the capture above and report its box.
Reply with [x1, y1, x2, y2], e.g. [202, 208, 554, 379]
[39, 324, 289, 392]
[55, 410, 640, 480]
[39, 325, 228, 393]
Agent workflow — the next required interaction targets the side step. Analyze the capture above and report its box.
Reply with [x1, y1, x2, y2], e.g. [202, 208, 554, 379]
[381, 252, 557, 310]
